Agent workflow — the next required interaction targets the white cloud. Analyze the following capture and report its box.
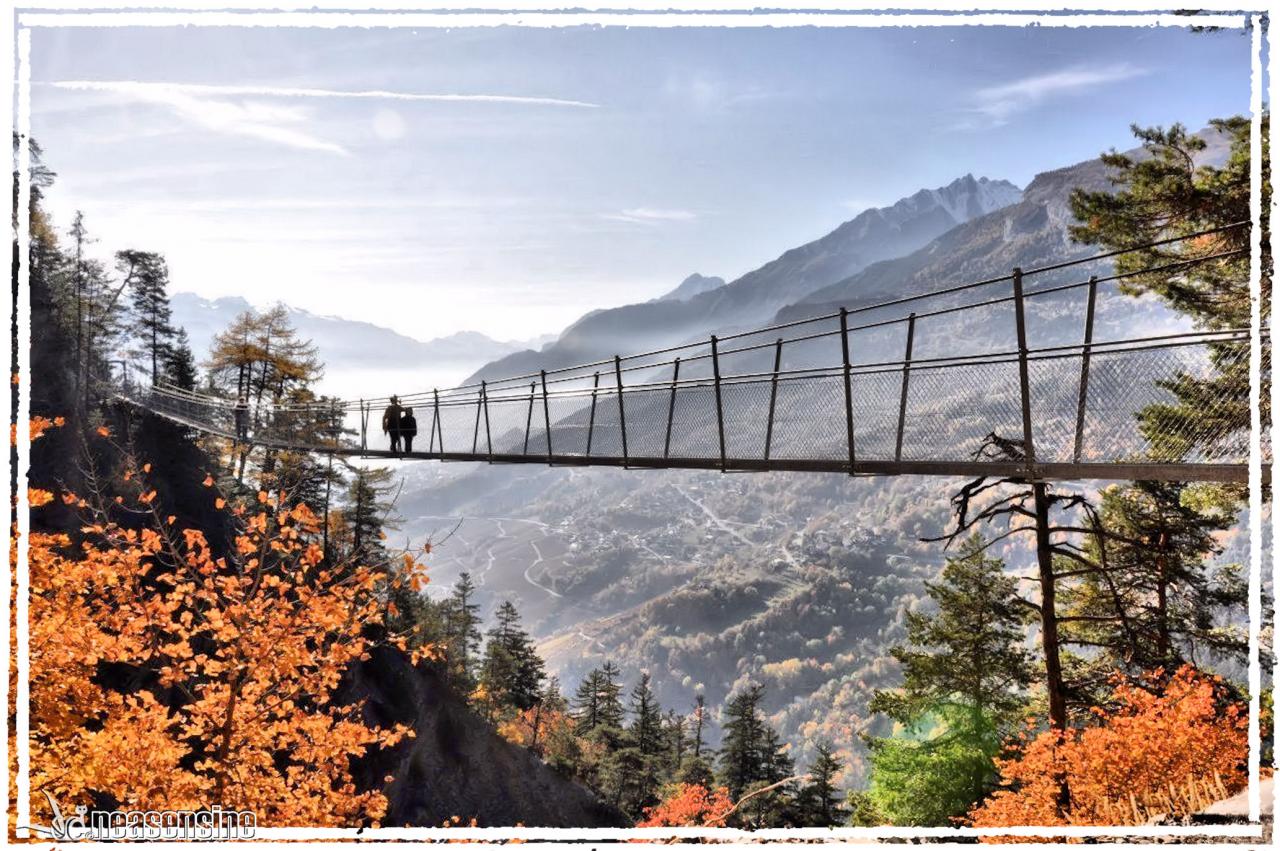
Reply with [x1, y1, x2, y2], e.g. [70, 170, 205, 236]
[52, 81, 347, 154]
[46, 80, 602, 156]
[51, 80, 600, 109]
[963, 63, 1149, 128]
[600, 207, 698, 225]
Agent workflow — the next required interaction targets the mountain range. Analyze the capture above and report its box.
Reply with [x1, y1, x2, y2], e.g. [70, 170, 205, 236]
[468, 174, 1022, 384]
[169, 293, 554, 397]
[385, 122, 1241, 787]
[172, 122, 1239, 789]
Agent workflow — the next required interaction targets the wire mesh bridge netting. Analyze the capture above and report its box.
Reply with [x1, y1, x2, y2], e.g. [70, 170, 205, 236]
[111, 225, 1268, 484]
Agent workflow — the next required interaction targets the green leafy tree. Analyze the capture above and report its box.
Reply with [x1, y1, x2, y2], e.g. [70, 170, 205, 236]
[866, 536, 1032, 825]
[846, 790, 884, 827]
[867, 704, 1003, 827]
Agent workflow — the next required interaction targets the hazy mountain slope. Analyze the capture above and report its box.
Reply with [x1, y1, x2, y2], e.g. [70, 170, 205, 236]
[789, 124, 1236, 318]
[468, 175, 1021, 384]
[784, 161, 1113, 317]
[656, 273, 726, 303]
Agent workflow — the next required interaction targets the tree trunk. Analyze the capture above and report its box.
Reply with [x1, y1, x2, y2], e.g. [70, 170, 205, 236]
[1156, 530, 1170, 661]
[1032, 482, 1071, 814]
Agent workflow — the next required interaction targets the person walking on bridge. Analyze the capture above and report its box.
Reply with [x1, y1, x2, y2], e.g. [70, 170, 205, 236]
[382, 395, 403, 453]
[234, 395, 249, 442]
[401, 407, 418, 454]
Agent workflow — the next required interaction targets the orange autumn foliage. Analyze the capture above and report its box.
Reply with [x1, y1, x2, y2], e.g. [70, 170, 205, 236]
[497, 705, 572, 751]
[637, 783, 735, 827]
[19, 424, 416, 827]
[968, 665, 1247, 828]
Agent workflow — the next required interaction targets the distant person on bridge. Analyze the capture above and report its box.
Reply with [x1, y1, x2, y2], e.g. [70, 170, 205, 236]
[234, 395, 249, 442]
[401, 407, 418, 453]
[382, 396, 403, 453]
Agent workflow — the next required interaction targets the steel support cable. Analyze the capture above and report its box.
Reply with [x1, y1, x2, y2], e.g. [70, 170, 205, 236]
[118, 225, 1252, 414]
[419, 330, 1253, 409]
[334, 223, 1252, 405]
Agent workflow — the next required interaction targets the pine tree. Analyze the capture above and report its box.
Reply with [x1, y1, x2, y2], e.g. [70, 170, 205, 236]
[1061, 480, 1247, 683]
[118, 249, 177, 386]
[336, 466, 398, 573]
[479, 601, 546, 715]
[1069, 117, 1264, 468]
[597, 661, 626, 731]
[205, 305, 324, 483]
[571, 662, 628, 802]
[572, 668, 606, 732]
[677, 694, 715, 787]
[616, 672, 665, 816]
[795, 742, 846, 827]
[866, 535, 1033, 825]
[717, 684, 768, 801]
[443, 572, 483, 687]
[165, 327, 198, 390]
[664, 709, 689, 775]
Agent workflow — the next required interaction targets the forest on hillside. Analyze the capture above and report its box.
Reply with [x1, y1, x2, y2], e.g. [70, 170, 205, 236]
[10, 114, 1272, 831]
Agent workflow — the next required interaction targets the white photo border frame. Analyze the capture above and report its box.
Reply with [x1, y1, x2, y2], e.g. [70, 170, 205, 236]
[6, 2, 1273, 845]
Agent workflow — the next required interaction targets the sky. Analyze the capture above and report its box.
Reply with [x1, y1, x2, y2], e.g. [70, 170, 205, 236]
[30, 22, 1253, 344]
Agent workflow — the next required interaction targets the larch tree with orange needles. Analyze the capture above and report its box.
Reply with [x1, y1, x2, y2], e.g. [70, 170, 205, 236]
[637, 783, 735, 828]
[20, 423, 419, 827]
[967, 665, 1248, 828]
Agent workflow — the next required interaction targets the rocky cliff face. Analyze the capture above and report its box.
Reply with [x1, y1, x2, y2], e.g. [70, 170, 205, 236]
[340, 646, 628, 828]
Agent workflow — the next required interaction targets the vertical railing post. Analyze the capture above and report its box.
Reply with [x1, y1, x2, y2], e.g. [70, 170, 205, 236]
[523, 381, 536, 456]
[840, 308, 856, 475]
[471, 384, 483, 455]
[1012, 268, 1037, 469]
[433, 389, 443, 455]
[359, 399, 367, 454]
[894, 313, 917, 462]
[482, 381, 493, 462]
[541, 370, 553, 463]
[1072, 276, 1098, 464]
[764, 338, 783, 462]
[663, 358, 681, 460]
[614, 356, 629, 467]
[586, 371, 600, 457]
[428, 390, 439, 454]
[711, 336, 727, 472]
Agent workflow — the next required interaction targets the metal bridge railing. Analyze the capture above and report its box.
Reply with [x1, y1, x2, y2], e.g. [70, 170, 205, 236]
[110, 223, 1266, 480]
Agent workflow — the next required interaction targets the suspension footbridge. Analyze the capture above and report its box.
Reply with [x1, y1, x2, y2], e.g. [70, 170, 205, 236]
[112, 225, 1267, 485]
